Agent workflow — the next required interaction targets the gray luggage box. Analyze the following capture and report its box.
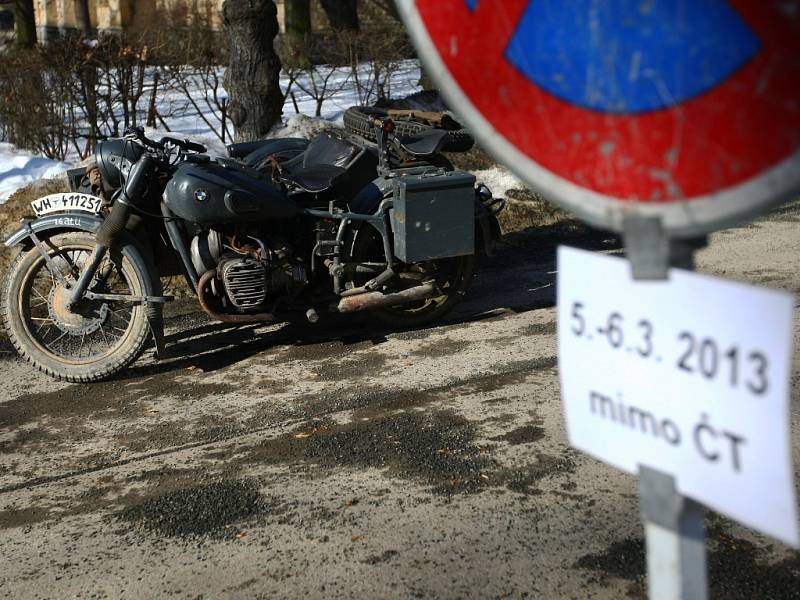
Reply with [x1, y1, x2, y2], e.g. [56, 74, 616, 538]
[391, 171, 476, 263]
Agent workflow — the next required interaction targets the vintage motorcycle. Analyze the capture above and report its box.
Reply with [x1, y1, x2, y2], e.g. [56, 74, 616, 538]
[1, 118, 503, 382]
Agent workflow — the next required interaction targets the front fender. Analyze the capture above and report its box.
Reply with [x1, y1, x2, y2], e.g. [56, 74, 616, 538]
[4, 213, 104, 248]
[4, 211, 161, 299]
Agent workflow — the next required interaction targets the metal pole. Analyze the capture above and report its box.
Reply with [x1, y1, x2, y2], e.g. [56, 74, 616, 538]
[623, 216, 709, 600]
[638, 466, 708, 600]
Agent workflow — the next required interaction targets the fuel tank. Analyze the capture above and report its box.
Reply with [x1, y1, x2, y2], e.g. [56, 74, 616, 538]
[164, 159, 299, 224]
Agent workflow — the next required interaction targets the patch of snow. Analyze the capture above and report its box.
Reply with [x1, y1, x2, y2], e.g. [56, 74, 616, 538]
[279, 60, 421, 125]
[267, 114, 340, 140]
[470, 166, 525, 199]
[0, 143, 73, 204]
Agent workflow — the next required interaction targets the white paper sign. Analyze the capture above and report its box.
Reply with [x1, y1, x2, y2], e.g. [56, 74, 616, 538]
[557, 246, 799, 547]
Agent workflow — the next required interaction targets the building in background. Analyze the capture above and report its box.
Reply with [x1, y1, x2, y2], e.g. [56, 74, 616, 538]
[5, 2, 394, 46]
[32, 0, 288, 41]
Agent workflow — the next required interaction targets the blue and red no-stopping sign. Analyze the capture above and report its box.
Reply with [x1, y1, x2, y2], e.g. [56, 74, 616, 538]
[397, 0, 800, 236]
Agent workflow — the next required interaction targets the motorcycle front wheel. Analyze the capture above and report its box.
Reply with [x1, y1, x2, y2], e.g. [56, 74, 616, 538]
[349, 224, 475, 328]
[1, 231, 151, 382]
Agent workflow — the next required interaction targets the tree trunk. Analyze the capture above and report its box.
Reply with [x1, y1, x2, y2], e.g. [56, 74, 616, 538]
[367, 0, 401, 21]
[13, 0, 36, 48]
[319, 0, 359, 32]
[222, 0, 284, 142]
[284, 0, 311, 67]
[74, 0, 92, 37]
[74, 0, 98, 151]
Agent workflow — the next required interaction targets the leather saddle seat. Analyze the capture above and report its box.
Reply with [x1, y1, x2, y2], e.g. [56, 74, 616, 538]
[280, 164, 348, 194]
[298, 129, 360, 169]
[228, 129, 379, 203]
[222, 134, 353, 196]
[277, 130, 366, 196]
[396, 129, 449, 158]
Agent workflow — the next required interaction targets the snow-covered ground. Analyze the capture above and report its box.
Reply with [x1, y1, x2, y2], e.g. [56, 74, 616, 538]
[0, 59, 522, 203]
[471, 166, 525, 200]
[0, 143, 71, 202]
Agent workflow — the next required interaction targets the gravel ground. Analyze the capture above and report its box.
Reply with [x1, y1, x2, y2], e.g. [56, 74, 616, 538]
[0, 204, 798, 599]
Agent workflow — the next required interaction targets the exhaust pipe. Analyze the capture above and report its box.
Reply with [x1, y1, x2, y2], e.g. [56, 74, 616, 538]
[337, 283, 439, 313]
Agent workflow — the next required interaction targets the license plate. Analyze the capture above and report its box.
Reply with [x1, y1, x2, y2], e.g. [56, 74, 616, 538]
[31, 193, 103, 217]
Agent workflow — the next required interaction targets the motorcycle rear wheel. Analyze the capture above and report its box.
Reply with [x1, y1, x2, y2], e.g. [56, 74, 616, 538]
[349, 225, 474, 328]
[1, 232, 151, 382]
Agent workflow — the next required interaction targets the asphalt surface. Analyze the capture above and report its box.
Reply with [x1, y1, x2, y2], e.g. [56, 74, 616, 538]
[0, 213, 799, 599]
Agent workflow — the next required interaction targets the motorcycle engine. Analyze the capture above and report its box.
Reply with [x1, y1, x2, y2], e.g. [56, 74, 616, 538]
[218, 256, 268, 309]
[190, 229, 306, 311]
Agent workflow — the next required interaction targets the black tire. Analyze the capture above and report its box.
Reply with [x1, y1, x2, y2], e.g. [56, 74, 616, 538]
[1, 232, 151, 382]
[343, 106, 475, 153]
[349, 224, 474, 328]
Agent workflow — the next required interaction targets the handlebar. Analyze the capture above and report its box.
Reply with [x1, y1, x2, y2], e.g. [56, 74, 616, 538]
[123, 126, 207, 157]
[160, 136, 208, 154]
[124, 125, 162, 150]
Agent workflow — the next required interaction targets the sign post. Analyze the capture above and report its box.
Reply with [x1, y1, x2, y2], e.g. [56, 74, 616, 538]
[639, 467, 706, 600]
[397, 2, 800, 597]
[626, 219, 710, 600]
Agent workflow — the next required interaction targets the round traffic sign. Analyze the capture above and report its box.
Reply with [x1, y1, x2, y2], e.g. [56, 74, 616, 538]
[397, 0, 800, 236]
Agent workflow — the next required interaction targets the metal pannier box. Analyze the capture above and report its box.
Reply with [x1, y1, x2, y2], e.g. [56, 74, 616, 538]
[391, 171, 476, 263]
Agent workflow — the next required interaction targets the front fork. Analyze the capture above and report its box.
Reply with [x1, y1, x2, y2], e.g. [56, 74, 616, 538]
[66, 244, 108, 309]
[62, 156, 171, 357]
[67, 155, 157, 307]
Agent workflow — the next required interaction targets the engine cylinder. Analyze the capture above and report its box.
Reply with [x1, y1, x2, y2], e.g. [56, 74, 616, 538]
[218, 257, 268, 309]
[190, 230, 223, 275]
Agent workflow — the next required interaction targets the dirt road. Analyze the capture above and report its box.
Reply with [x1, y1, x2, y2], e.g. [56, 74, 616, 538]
[1, 208, 799, 599]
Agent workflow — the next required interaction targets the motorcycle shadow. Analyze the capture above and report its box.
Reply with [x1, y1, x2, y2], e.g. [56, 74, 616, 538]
[119, 221, 620, 380]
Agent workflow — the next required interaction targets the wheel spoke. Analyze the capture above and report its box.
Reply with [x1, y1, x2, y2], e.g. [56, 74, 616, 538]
[34, 318, 54, 335]
[48, 330, 69, 347]
[19, 241, 139, 364]
[99, 323, 109, 345]
[77, 333, 86, 358]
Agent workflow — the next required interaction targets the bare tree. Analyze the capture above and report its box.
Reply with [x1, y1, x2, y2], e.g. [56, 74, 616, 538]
[74, 0, 92, 36]
[12, 0, 36, 48]
[73, 0, 99, 152]
[319, 0, 359, 32]
[222, 0, 284, 142]
[284, 0, 311, 67]
[166, 64, 232, 143]
[291, 62, 351, 117]
[341, 25, 413, 105]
